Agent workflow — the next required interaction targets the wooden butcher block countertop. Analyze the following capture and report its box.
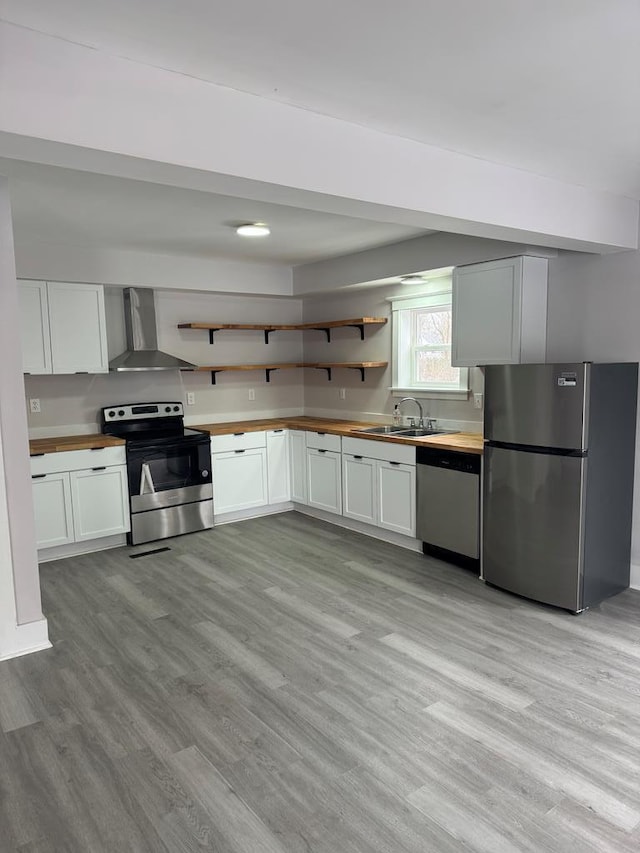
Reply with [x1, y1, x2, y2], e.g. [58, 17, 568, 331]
[194, 416, 484, 455]
[29, 433, 126, 455]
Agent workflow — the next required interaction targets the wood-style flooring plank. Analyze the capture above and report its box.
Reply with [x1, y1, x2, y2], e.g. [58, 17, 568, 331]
[1, 510, 639, 851]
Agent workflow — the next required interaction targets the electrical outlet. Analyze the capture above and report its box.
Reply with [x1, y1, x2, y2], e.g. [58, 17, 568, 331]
[248, 389, 255, 401]
[339, 388, 346, 400]
[474, 393, 484, 409]
[29, 398, 41, 414]
[186, 392, 195, 406]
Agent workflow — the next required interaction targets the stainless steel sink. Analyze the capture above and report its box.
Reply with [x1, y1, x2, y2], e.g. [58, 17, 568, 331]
[357, 425, 408, 435]
[396, 428, 459, 437]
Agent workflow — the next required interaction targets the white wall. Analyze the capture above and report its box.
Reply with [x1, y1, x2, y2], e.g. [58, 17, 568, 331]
[547, 245, 640, 586]
[1, 23, 637, 252]
[15, 242, 293, 297]
[25, 286, 305, 435]
[0, 176, 49, 659]
[302, 285, 483, 429]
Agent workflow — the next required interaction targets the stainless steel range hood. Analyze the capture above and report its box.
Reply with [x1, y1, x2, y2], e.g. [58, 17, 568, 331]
[109, 288, 196, 372]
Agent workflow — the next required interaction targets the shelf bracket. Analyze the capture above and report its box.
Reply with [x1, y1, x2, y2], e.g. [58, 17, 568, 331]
[208, 329, 222, 345]
[264, 329, 274, 344]
[265, 368, 279, 382]
[312, 328, 331, 343]
[316, 367, 333, 381]
[347, 366, 366, 382]
[347, 323, 366, 341]
[209, 370, 222, 385]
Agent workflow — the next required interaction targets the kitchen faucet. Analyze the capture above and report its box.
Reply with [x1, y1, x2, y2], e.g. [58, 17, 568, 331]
[395, 397, 425, 428]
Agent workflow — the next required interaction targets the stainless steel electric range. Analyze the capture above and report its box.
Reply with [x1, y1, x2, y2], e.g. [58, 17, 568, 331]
[101, 402, 213, 545]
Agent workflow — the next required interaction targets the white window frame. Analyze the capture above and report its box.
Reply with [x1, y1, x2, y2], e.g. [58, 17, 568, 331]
[389, 277, 469, 400]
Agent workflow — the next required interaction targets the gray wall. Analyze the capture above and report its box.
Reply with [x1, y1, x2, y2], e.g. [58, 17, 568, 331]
[302, 284, 484, 428]
[25, 287, 305, 434]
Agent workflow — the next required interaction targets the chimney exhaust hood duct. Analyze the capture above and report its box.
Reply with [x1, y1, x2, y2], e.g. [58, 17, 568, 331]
[109, 288, 196, 372]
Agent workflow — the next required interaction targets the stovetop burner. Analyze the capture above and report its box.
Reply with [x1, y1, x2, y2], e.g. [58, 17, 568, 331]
[100, 402, 207, 445]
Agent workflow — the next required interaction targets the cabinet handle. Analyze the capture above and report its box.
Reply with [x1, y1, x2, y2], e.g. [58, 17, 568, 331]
[273, 429, 284, 433]
[234, 449, 246, 454]
[91, 447, 105, 451]
[390, 461, 400, 466]
[318, 449, 327, 454]
[354, 455, 363, 460]
[31, 453, 45, 457]
[92, 466, 107, 471]
[74, 371, 89, 374]
[317, 432, 326, 435]
[32, 474, 46, 479]
[233, 432, 245, 436]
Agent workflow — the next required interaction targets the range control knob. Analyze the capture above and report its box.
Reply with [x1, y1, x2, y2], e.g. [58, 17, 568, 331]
[173, 405, 180, 412]
[108, 410, 115, 418]
[201, 469, 209, 478]
[165, 406, 172, 413]
[118, 410, 125, 416]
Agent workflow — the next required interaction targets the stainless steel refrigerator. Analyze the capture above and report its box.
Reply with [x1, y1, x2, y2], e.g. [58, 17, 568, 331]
[483, 363, 638, 612]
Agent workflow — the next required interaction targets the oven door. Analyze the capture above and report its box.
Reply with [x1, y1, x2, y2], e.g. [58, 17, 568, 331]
[127, 438, 212, 513]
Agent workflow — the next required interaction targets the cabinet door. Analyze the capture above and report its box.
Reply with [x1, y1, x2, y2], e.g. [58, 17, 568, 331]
[452, 257, 522, 367]
[377, 461, 416, 537]
[212, 448, 268, 515]
[70, 466, 130, 541]
[289, 430, 308, 504]
[48, 282, 109, 374]
[342, 454, 377, 525]
[266, 429, 290, 504]
[32, 472, 74, 549]
[19, 280, 52, 374]
[307, 448, 342, 515]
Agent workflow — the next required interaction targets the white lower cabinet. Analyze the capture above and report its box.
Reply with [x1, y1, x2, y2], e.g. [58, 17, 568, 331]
[289, 430, 308, 504]
[377, 460, 416, 537]
[342, 454, 377, 525]
[266, 429, 290, 504]
[31, 449, 130, 551]
[69, 467, 130, 541]
[32, 471, 75, 549]
[307, 448, 342, 515]
[341, 437, 416, 538]
[212, 447, 268, 515]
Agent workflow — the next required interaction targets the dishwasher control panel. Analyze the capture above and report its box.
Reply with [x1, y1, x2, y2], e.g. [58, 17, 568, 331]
[416, 446, 481, 475]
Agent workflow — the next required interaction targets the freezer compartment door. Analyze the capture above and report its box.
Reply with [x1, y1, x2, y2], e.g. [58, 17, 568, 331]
[484, 363, 588, 450]
[483, 445, 585, 611]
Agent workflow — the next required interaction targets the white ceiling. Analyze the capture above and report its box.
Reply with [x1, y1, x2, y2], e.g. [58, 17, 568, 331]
[0, 159, 427, 264]
[2, 0, 639, 198]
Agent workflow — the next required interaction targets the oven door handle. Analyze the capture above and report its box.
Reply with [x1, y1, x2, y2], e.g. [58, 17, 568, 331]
[139, 462, 156, 495]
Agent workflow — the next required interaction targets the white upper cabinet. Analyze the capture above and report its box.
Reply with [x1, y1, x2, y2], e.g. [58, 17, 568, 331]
[18, 280, 109, 375]
[19, 280, 52, 374]
[451, 256, 548, 367]
[47, 282, 109, 374]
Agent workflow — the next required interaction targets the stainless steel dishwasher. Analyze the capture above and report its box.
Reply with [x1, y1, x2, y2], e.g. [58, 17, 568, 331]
[416, 446, 481, 571]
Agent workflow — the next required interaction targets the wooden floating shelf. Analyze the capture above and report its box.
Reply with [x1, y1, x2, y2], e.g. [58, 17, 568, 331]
[187, 361, 388, 384]
[177, 317, 387, 343]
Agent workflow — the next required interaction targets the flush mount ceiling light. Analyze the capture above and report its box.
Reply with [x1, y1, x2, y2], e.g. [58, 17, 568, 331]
[236, 222, 271, 237]
[399, 274, 426, 284]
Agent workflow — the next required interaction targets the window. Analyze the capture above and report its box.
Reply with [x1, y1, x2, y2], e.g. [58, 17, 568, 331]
[390, 271, 469, 397]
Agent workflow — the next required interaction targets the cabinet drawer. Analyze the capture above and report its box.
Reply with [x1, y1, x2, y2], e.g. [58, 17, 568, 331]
[211, 430, 266, 453]
[342, 436, 415, 465]
[305, 431, 341, 452]
[30, 445, 126, 476]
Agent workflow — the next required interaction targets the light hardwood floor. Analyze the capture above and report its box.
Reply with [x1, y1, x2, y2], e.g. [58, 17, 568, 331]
[2, 511, 640, 852]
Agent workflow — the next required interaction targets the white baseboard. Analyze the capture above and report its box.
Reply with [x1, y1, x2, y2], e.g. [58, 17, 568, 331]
[214, 502, 294, 526]
[37, 533, 127, 563]
[294, 503, 422, 552]
[630, 562, 640, 591]
[0, 616, 51, 662]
